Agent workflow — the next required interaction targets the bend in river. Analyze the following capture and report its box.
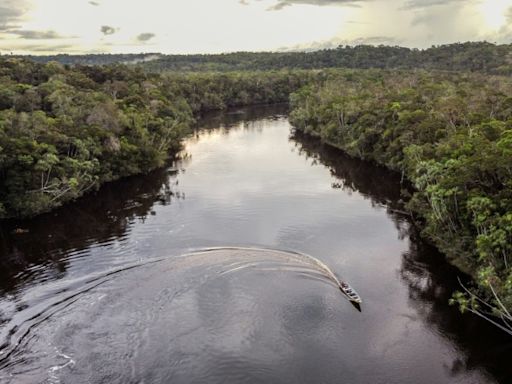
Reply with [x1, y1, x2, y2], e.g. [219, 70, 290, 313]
[0, 105, 511, 384]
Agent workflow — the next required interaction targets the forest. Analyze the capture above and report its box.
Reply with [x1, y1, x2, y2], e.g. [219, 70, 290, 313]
[0, 57, 315, 218]
[2, 42, 512, 330]
[13, 41, 512, 75]
[142, 42, 512, 74]
[289, 69, 512, 327]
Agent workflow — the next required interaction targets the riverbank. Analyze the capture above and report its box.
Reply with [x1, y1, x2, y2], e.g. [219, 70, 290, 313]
[1, 106, 509, 383]
[289, 69, 512, 327]
[0, 58, 316, 219]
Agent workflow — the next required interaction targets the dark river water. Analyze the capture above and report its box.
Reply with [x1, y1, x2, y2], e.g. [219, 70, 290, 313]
[0, 105, 511, 384]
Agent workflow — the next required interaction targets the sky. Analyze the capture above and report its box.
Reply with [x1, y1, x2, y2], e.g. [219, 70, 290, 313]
[0, 0, 511, 55]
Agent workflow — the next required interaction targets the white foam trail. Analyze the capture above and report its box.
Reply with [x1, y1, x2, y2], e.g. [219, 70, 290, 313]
[194, 246, 359, 302]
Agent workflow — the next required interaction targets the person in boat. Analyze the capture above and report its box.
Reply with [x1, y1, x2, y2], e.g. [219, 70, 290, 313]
[341, 282, 357, 298]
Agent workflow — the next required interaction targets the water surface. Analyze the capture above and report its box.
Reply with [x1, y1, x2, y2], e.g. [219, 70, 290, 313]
[0, 105, 510, 383]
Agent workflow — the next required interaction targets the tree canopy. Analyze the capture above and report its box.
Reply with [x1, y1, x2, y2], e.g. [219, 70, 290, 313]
[2, 49, 512, 332]
[15, 42, 512, 75]
[0, 58, 314, 218]
[289, 69, 512, 328]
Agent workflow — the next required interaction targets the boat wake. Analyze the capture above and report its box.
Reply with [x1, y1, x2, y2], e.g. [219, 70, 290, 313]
[202, 247, 362, 304]
[0, 246, 361, 381]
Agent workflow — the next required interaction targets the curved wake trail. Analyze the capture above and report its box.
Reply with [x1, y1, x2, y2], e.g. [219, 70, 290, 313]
[200, 247, 361, 303]
[0, 247, 360, 378]
[0, 257, 168, 369]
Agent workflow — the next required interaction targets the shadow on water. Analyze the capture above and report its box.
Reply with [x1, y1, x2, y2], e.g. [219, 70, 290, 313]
[0, 104, 289, 296]
[289, 129, 512, 383]
[400, 239, 512, 382]
[198, 103, 289, 130]
[0, 166, 180, 295]
[289, 129, 411, 241]
[0, 104, 511, 383]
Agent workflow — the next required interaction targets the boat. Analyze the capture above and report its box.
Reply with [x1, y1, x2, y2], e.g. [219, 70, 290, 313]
[340, 282, 362, 304]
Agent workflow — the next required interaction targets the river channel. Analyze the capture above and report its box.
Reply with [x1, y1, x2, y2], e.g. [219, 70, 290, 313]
[0, 105, 510, 383]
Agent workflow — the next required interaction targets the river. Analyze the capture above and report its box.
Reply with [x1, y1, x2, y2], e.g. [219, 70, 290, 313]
[0, 105, 510, 383]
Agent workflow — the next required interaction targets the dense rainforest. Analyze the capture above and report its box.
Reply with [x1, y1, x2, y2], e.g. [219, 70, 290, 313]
[14, 42, 512, 75]
[2, 42, 512, 332]
[289, 70, 512, 329]
[0, 57, 315, 218]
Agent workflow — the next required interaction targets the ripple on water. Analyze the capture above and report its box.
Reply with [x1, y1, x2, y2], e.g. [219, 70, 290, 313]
[0, 247, 361, 384]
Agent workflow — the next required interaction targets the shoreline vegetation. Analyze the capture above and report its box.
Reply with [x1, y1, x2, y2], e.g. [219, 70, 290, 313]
[0, 58, 315, 218]
[1, 41, 511, 333]
[288, 69, 512, 333]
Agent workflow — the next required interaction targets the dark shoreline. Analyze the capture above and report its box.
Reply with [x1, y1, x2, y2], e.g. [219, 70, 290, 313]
[0, 103, 291, 225]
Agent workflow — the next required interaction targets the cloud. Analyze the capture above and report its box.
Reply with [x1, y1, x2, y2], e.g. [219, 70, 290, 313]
[7, 29, 69, 39]
[23, 44, 75, 52]
[0, 1, 72, 42]
[241, 0, 363, 10]
[410, 11, 436, 26]
[269, 0, 362, 10]
[244, 0, 469, 11]
[345, 20, 371, 24]
[101, 25, 117, 35]
[136, 32, 156, 42]
[402, 0, 468, 10]
[488, 6, 512, 43]
[345, 35, 400, 45]
[0, 0, 31, 31]
[281, 35, 401, 51]
[1, 43, 75, 53]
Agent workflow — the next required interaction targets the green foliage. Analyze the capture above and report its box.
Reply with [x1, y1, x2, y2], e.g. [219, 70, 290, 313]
[0, 58, 312, 218]
[290, 69, 512, 316]
[15, 42, 512, 75]
[5, 50, 512, 324]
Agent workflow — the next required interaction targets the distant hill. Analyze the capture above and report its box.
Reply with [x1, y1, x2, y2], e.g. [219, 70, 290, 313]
[7, 53, 163, 66]
[8, 42, 512, 75]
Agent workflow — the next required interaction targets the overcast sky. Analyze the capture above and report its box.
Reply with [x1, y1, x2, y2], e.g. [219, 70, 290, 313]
[0, 0, 511, 54]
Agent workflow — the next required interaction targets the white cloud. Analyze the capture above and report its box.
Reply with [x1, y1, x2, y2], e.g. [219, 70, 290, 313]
[0, 0, 32, 30]
[401, 0, 467, 9]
